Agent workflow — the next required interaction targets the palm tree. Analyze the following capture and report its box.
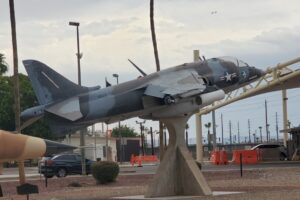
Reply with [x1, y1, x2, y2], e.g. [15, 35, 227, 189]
[0, 53, 8, 75]
[150, 0, 164, 160]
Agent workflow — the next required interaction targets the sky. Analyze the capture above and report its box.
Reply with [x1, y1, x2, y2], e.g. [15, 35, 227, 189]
[1, 0, 300, 144]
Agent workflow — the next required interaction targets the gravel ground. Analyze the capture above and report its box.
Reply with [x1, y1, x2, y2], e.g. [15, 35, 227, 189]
[0, 168, 300, 200]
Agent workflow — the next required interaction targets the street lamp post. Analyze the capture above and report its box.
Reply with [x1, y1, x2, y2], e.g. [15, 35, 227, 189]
[69, 21, 86, 175]
[112, 74, 123, 163]
[136, 120, 146, 155]
[69, 21, 82, 85]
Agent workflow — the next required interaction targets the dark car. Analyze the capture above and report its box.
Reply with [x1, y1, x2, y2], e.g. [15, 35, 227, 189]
[39, 153, 94, 178]
[251, 144, 287, 160]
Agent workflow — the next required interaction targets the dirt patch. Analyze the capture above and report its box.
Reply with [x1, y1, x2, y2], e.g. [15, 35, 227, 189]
[1, 168, 300, 200]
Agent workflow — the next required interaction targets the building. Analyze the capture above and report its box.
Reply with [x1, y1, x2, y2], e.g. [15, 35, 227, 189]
[62, 131, 117, 161]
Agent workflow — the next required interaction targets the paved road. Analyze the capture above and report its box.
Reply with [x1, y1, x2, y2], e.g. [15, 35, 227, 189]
[1, 161, 300, 181]
[122, 161, 300, 175]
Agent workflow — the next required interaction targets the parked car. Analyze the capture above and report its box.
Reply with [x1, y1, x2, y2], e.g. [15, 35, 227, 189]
[251, 144, 287, 160]
[39, 153, 94, 178]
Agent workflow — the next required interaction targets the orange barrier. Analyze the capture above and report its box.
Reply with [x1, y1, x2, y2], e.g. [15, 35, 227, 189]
[130, 154, 159, 167]
[210, 150, 228, 165]
[232, 150, 258, 164]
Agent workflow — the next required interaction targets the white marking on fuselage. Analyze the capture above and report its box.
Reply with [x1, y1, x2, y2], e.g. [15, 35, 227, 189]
[220, 72, 237, 82]
[41, 71, 59, 88]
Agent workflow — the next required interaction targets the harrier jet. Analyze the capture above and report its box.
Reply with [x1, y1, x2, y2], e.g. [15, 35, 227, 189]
[21, 57, 264, 137]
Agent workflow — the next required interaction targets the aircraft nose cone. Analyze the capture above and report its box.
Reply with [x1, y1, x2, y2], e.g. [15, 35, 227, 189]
[256, 68, 266, 77]
[248, 66, 265, 80]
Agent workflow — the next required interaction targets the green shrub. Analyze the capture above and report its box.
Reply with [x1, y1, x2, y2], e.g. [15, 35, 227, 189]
[91, 161, 119, 184]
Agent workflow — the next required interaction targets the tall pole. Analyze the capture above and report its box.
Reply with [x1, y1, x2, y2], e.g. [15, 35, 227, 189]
[276, 112, 279, 142]
[248, 119, 251, 143]
[69, 21, 86, 175]
[9, 0, 25, 184]
[150, 127, 154, 155]
[229, 120, 232, 149]
[113, 74, 122, 163]
[212, 109, 217, 150]
[265, 100, 269, 142]
[185, 129, 189, 147]
[136, 120, 146, 156]
[194, 50, 203, 163]
[237, 121, 240, 144]
[104, 123, 108, 160]
[221, 113, 224, 145]
[93, 125, 96, 160]
[150, 0, 164, 161]
[282, 90, 288, 147]
[259, 126, 263, 143]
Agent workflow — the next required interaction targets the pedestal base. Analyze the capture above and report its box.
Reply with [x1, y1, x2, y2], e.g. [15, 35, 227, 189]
[145, 117, 211, 198]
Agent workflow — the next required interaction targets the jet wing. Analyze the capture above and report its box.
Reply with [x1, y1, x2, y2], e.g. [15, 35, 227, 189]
[144, 71, 207, 99]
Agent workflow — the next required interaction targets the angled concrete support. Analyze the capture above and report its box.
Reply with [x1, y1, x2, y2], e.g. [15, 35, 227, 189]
[145, 117, 212, 198]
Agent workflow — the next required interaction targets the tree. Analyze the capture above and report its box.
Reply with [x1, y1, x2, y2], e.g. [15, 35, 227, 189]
[111, 125, 138, 138]
[0, 53, 8, 75]
[150, 0, 164, 160]
[0, 73, 53, 139]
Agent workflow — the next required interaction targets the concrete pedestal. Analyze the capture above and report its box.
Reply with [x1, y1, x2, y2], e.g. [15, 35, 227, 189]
[145, 117, 212, 198]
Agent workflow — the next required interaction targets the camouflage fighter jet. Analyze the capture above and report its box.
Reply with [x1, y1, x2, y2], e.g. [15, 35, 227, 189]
[21, 57, 264, 137]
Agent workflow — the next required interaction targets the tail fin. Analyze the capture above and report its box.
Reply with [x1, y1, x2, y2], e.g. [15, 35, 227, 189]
[23, 60, 90, 105]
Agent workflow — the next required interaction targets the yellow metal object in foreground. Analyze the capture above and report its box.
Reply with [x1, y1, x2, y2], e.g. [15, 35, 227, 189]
[0, 130, 46, 163]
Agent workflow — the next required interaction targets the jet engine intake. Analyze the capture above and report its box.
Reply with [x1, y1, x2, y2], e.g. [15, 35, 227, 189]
[195, 89, 225, 105]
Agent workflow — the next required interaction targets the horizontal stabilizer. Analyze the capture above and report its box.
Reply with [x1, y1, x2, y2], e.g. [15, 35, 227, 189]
[45, 97, 83, 121]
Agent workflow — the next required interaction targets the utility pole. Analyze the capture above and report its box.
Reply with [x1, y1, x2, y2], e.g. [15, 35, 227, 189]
[103, 123, 108, 160]
[69, 21, 86, 175]
[9, 0, 25, 184]
[237, 121, 240, 144]
[229, 120, 232, 148]
[221, 113, 224, 145]
[259, 126, 263, 143]
[93, 125, 96, 160]
[212, 109, 217, 150]
[282, 90, 288, 147]
[248, 119, 251, 143]
[276, 112, 279, 142]
[265, 99, 269, 142]
[185, 124, 189, 147]
[150, 127, 154, 155]
[136, 120, 146, 156]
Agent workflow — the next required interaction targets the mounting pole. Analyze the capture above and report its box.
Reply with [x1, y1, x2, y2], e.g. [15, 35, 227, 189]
[194, 50, 203, 163]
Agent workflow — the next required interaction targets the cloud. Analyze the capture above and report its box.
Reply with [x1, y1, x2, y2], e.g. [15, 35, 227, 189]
[185, 26, 300, 68]
[82, 17, 139, 36]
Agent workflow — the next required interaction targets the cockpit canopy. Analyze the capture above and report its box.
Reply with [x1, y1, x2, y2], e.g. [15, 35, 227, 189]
[217, 56, 249, 67]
